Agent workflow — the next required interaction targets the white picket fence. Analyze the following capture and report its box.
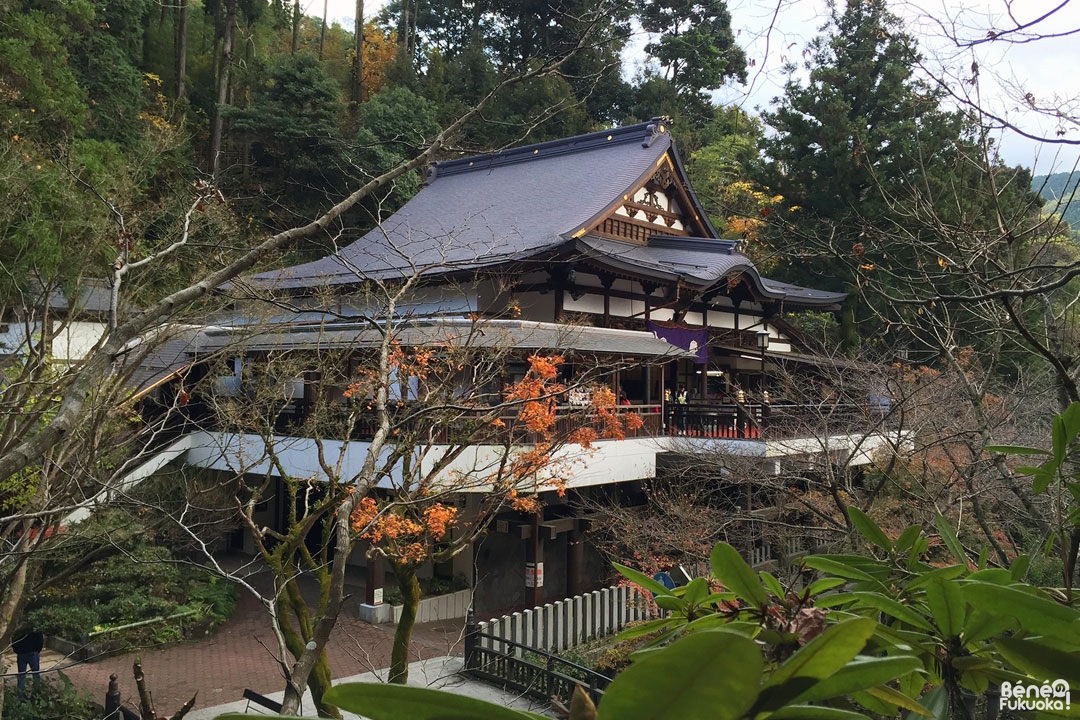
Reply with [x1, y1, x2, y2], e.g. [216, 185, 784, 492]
[476, 585, 653, 658]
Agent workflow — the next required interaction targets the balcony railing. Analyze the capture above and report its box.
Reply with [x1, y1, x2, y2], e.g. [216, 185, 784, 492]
[201, 398, 892, 444]
[665, 401, 894, 440]
[263, 402, 664, 443]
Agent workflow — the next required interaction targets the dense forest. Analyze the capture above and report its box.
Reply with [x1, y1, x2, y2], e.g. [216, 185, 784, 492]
[1033, 171, 1080, 229]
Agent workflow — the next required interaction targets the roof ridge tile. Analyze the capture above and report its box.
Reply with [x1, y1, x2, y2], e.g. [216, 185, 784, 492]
[428, 119, 669, 181]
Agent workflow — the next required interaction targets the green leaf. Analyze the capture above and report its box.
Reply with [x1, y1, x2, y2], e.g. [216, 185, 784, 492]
[701, 591, 738, 605]
[817, 592, 934, 631]
[962, 581, 1080, 642]
[960, 606, 1018, 644]
[319, 683, 547, 720]
[654, 595, 686, 612]
[761, 571, 785, 599]
[951, 655, 995, 672]
[923, 577, 964, 639]
[917, 686, 949, 720]
[995, 637, 1080, 684]
[805, 578, 847, 597]
[900, 665, 924, 698]
[710, 542, 770, 608]
[613, 563, 674, 597]
[795, 655, 923, 702]
[894, 525, 922, 554]
[865, 685, 932, 716]
[905, 564, 968, 590]
[761, 618, 877, 707]
[1032, 466, 1059, 494]
[933, 514, 968, 565]
[1054, 413, 1068, 465]
[1010, 554, 1030, 582]
[596, 630, 762, 720]
[984, 445, 1051, 456]
[850, 689, 895, 715]
[1056, 401, 1080, 446]
[977, 546, 988, 570]
[683, 577, 708, 606]
[802, 557, 879, 584]
[615, 616, 677, 641]
[769, 706, 871, 720]
[966, 568, 1012, 584]
[683, 615, 746, 634]
[908, 537, 930, 567]
[847, 506, 891, 552]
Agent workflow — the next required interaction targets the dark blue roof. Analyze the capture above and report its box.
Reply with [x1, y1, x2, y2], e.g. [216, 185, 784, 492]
[247, 119, 845, 308]
[251, 121, 682, 289]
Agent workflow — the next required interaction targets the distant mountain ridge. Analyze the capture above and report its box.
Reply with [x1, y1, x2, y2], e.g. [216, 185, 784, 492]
[1033, 172, 1080, 227]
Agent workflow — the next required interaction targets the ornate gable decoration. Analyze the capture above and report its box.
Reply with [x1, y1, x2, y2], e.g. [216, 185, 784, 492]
[592, 156, 707, 244]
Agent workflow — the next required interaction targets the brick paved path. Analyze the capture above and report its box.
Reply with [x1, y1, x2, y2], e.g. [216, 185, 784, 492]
[52, 578, 468, 714]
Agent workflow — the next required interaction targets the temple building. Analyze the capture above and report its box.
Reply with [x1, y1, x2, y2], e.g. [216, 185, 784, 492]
[132, 119, 898, 617]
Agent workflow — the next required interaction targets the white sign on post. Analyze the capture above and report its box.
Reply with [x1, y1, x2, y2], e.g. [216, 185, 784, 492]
[525, 562, 544, 588]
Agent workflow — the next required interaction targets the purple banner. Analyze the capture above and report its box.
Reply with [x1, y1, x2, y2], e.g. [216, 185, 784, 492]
[648, 321, 708, 364]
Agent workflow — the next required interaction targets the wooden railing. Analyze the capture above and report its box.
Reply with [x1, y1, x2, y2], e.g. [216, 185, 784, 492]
[203, 398, 893, 444]
[264, 403, 664, 443]
[465, 610, 618, 707]
[666, 401, 895, 440]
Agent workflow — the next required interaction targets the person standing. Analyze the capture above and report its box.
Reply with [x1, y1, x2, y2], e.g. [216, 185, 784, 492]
[12, 625, 43, 696]
[676, 385, 689, 433]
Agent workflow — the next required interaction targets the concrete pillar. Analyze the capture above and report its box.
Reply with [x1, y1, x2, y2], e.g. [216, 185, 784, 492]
[365, 552, 383, 605]
[525, 515, 544, 607]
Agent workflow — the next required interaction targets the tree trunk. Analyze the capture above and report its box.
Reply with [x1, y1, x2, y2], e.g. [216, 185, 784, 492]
[276, 581, 342, 718]
[399, 0, 410, 55]
[389, 560, 421, 684]
[174, 0, 188, 99]
[291, 0, 301, 54]
[319, 0, 328, 60]
[350, 0, 363, 107]
[209, 0, 236, 176]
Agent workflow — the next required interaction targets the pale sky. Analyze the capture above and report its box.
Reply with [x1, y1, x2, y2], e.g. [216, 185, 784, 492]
[316, 0, 1080, 173]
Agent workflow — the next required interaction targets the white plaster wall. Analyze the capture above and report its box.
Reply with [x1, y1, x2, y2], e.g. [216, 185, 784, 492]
[706, 312, 737, 330]
[609, 296, 635, 317]
[650, 308, 675, 321]
[561, 292, 605, 314]
[0, 322, 34, 355]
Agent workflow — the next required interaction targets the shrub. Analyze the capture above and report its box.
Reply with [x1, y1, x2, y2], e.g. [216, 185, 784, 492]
[25, 604, 100, 640]
[23, 516, 238, 650]
[2, 674, 97, 720]
[185, 574, 237, 625]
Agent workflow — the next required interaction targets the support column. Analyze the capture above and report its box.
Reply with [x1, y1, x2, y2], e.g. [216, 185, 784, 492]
[358, 550, 393, 623]
[525, 515, 544, 607]
[365, 553, 384, 605]
[567, 524, 585, 596]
